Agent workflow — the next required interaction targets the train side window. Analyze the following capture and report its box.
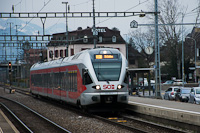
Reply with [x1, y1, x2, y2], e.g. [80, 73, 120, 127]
[50, 72, 53, 89]
[124, 71, 129, 84]
[60, 72, 64, 90]
[82, 69, 93, 85]
[74, 71, 77, 92]
[65, 71, 68, 90]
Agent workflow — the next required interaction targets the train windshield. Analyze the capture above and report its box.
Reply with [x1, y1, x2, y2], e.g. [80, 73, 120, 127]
[93, 62, 121, 81]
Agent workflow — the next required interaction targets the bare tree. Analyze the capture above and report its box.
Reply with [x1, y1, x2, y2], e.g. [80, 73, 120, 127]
[158, 0, 186, 79]
[128, 28, 155, 67]
[146, 0, 187, 79]
[195, 0, 200, 26]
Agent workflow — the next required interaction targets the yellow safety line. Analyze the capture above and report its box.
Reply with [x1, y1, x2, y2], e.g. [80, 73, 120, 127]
[117, 120, 127, 123]
[108, 117, 118, 120]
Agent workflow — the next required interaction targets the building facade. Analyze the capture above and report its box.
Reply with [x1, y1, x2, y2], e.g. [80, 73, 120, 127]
[186, 27, 200, 82]
[23, 49, 47, 65]
[47, 27, 126, 61]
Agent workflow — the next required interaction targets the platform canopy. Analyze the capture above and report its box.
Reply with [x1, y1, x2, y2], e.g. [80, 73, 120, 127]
[128, 68, 155, 73]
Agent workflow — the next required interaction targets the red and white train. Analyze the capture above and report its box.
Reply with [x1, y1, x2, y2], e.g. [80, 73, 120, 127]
[30, 48, 129, 111]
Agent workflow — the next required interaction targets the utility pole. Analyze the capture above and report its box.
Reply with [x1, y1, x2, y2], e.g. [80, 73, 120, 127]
[3, 33, 8, 62]
[182, 13, 185, 87]
[15, 25, 21, 35]
[15, 24, 20, 87]
[7, 22, 13, 37]
[40, 17, 46, 35]
[62, 2, 69, 57]
[154, 0, 161, 98]
[92, 0, 97, 48]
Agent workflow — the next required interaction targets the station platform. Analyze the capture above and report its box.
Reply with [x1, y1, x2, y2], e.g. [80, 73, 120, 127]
[0, 109, 19, 133]
[128, 96, 200, 127]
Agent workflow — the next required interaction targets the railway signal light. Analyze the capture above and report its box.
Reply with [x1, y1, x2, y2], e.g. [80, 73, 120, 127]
[8, 62, 12, 74]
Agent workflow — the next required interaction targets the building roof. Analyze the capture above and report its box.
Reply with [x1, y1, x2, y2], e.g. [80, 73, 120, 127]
[48, 27, 125, 46]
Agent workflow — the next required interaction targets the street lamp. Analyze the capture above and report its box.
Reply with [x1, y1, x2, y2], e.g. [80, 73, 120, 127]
[186, 37, 197, 83]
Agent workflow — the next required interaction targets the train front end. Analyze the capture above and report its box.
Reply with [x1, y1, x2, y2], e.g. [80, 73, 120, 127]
[81, 48, 129, 111]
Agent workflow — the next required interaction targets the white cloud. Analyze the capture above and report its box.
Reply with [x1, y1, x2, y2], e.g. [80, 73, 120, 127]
[0, 25, 6, 30]
[2, 18, 8, 21]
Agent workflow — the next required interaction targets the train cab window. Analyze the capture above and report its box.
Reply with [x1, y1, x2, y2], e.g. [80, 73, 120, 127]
[93, 62, 121, 81]
[82, 69, 93, 85]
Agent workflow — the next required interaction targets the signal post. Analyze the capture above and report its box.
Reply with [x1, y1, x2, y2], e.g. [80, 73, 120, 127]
[8, 62, 12, 86]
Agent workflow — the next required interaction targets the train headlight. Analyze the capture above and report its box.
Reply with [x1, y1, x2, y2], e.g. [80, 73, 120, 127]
[92, 85, 101, 90]
[96, 85, 101, 90]
[103, 50, 107, 54]
[117, 84, 122, 89]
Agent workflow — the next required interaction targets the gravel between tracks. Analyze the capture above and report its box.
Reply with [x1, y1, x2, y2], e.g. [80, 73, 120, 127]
[0, 87, 133, 133]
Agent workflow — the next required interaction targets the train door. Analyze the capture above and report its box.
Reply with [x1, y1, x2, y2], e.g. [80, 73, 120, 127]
[43, 72, 48, 97]
[48, 71, 54, 98]
[61, 69, 68, 102]
[53, 72, 61, 100]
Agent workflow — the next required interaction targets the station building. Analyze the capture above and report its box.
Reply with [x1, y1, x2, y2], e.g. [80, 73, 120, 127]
[47, 27, 126, 61]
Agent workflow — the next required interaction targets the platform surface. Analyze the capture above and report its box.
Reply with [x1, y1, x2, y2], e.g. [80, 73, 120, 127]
[129, 96, 200, 113]
[128, 96, 200, 126]
[0, 109, 19, 133]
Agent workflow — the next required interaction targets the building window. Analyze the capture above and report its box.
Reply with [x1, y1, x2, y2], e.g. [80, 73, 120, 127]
[49, 50, 53, 58]
[55, 50, 59, 58]
[112, 36, 116, 43]
[129, 59, 135, 65]
[60, 50, 63, 57]
[81, 48, 89, 51]
[64, 49, 66, 57]
[99, 36, 102, 43]
[116, 48, 120, 51]
[71, 49, 74, 56]
[83, 38, 88, 43]
[71, 36, 75, 40]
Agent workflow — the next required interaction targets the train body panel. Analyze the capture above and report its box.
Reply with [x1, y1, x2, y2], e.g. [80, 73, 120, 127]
[30, 48, 128, 110]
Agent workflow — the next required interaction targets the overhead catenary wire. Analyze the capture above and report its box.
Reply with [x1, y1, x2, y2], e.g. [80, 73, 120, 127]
[19, 0, 52, 32]
[96, 0, 149, 25]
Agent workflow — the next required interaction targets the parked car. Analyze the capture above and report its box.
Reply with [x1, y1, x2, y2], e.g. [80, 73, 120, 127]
[163, 80, 174, 85]
[188, 87, 200, 104]
[164, 86, 179, 100]
[173, 79, 187, 85]
[175, 87, 191, 102]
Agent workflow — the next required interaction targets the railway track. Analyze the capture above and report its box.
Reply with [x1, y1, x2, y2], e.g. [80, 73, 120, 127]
[0, 96, 71, 133]
[91, 113, 189, 133]
[1, 85, 192, 132]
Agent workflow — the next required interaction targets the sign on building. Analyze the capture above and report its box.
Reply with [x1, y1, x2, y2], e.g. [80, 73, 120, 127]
[130, 20, 138, 28]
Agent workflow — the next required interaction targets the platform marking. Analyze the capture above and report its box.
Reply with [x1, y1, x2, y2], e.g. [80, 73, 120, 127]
[108, 117, 118, 120]
[129, 101, 200, 115]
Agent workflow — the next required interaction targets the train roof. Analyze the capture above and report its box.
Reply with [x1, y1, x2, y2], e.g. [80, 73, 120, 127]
[30, 48, 121, 71]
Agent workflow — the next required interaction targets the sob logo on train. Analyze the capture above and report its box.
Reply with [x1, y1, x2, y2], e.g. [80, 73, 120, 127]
[103, 85, 115, 89]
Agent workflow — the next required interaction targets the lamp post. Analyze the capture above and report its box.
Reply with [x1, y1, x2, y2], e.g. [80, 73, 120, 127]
[92, 0, 97, 48]
[186, 37, 197, 83]
[62, 2, 69, 57]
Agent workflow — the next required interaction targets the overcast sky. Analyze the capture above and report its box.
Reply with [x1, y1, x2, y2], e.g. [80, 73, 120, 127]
[0, 0, 199, 36]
